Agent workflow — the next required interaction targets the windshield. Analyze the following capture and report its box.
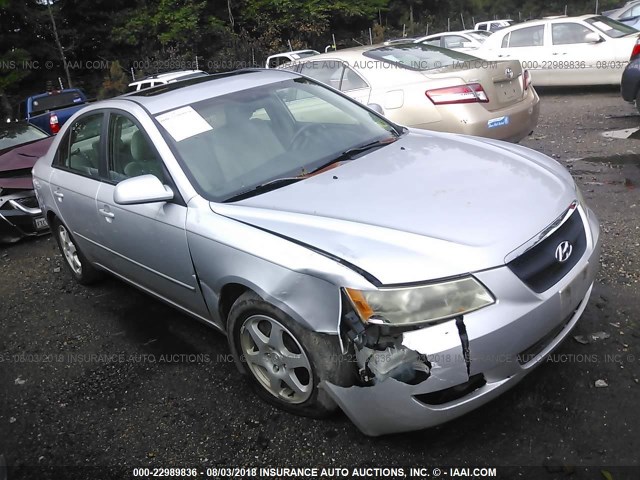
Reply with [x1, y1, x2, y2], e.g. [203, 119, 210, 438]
[155, 78, 398, 202]
[585, 15, 639, 37]
[363, 44, 480, 71]
[30, 91, 84, 115]
[0, 123, 48, 150]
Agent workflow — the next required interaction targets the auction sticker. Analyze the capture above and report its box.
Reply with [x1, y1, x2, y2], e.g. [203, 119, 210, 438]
[156, 106, 212, 142]
[487, 115, 510, 128]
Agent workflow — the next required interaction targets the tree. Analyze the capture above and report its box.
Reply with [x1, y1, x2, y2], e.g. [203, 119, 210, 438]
[97, 60, 128, 99]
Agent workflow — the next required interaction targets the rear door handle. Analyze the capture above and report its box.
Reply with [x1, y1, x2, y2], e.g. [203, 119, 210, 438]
[53, 190, 64, 201]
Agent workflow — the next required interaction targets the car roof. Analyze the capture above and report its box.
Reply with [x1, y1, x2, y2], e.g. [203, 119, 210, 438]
[129, 70, 206, 85]
[418, 30, 482, 39]
[119, 69, 301, 115]
[268, 50, 318, 57]
[498, 14, 598, 29]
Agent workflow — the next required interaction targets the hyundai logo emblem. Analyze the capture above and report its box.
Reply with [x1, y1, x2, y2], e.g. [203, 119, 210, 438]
[505, 67, 514, 79]
[555, 241, 573, 263]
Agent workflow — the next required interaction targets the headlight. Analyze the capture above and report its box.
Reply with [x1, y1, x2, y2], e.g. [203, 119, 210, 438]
[345, 276, 495, 327]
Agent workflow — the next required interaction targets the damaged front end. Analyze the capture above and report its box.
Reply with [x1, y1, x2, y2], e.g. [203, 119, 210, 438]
[320, 283, 495, 436]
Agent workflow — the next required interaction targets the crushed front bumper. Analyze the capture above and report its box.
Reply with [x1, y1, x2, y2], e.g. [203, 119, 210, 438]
[322, 206, 601, 436]
[0, 190, 49, 243]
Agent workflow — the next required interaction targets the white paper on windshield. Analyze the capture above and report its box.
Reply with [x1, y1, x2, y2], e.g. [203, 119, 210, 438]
[156, 106, 212, 142]
[591, 21, 612, 31]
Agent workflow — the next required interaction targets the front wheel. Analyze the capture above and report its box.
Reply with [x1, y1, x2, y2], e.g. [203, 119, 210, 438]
[52, 217, 102, 285]
[227, 291, 355, 417]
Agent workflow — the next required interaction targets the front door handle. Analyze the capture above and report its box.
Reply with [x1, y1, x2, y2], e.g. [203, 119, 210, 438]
[99, 208, 115, 219]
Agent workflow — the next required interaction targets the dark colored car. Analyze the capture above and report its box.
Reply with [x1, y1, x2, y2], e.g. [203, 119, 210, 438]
[0, 122, 53, 243]
[621, 57, 640, 111]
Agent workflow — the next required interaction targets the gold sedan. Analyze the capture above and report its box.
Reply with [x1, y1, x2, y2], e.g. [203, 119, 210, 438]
[285, 43, 540, 142]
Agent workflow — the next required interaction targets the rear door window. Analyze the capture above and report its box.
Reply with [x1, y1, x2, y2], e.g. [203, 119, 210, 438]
[506, 25, 545, 47]
[55, 113, 103, 177]
[299, 60, 344, 89]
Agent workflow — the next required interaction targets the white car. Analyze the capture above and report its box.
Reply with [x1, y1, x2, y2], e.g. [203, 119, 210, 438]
[414, 30, 493, 52]
[478, 15, 640, 86]
[475, 19, 514, 32]
[265, 50, 320, 68]
[127, 70, 207, 92]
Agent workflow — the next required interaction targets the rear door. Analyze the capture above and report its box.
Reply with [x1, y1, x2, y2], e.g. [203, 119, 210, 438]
[48, 111, 105, 261]
[495, 24, 549, 84]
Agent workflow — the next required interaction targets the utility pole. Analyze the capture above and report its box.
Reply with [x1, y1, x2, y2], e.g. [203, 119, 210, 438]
[46, 0, 72, 88]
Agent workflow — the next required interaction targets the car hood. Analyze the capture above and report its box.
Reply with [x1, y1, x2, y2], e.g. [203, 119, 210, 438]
[211, 131, 576, 285]
[0, 137, 54, 190]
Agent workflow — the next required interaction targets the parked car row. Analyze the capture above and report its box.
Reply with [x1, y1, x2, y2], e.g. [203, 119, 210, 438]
[28, 68, 600, 436]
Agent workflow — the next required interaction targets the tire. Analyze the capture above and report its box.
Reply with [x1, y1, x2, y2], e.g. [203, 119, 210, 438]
[635, 88, 640, 115]
[227, 291, 356, 418]
[52, 217, 103, 285]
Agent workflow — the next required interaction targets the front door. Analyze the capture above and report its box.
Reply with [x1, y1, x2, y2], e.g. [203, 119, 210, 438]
[94, 111, 209, 318]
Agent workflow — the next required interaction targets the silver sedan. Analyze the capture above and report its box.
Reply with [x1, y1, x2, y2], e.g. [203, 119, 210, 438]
[33, 69, 601, 436]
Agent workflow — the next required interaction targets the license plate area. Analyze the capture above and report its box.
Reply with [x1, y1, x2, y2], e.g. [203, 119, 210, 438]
[34, 217, 48, 230]
[559, 264, 590, 319]
[495, 79, 519, 103]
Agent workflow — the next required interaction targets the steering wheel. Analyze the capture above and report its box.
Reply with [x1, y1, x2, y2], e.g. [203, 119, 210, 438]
[289, 123, 326, 150]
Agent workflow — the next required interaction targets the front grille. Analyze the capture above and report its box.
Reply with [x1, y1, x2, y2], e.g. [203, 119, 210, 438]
[13, 196, 39, 209]
[507, 208, 586, 293]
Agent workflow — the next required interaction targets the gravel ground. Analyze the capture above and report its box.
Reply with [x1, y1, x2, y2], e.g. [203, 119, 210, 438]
[1, 87, 639, 480]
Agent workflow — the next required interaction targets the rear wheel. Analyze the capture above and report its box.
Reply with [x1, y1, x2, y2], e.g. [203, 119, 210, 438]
[635, 88, 640, 114]
[227, 291, 355, 417]
[52, 217, 102, 285]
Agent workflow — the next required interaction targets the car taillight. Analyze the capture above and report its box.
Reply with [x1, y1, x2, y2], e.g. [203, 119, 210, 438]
[49, 113, 60, 134]
[631, 38, 640, 61]
[523, 69, 531, 90]
[425, 83, 489, 105]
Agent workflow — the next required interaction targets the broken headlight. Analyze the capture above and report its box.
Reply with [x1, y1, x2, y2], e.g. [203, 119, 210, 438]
[345, 276, 495, 327]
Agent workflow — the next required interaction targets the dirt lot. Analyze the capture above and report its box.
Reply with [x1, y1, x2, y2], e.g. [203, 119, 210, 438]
[1, 87, 639, 480]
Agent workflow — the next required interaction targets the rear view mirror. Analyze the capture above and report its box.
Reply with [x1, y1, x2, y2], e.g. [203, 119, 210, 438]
[114, 174, 174, 205]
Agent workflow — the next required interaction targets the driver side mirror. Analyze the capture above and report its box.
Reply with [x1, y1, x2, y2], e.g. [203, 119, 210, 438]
[114, 174, 174, 205]
[585, 31, 602, 43]
[367, 103, 385, 115]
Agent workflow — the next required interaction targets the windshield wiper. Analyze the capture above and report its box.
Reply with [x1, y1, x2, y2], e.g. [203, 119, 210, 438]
[224, 136, 399, 202]
[308, 136, 398, 174]
[224, 177, 304, 202]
